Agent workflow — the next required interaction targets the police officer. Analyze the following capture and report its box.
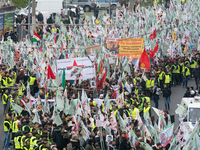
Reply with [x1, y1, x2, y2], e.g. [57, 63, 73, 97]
[183, 64, 190, 88]
[2, 89, 9, 113]
[3, 112, 13, 149]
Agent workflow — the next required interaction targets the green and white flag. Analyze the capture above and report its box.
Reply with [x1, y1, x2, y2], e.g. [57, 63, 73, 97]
[11, 103, 23, 115]
[56, 90, 64, 111]
[129, 128, 138, 147]
[32, 110, 41, 124]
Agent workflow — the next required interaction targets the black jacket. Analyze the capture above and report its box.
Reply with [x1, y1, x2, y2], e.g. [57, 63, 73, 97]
[119, 137, 127, 150]
[162, 87, 171, 97]
[52, 127, 62, 147]
[192, 68, 200, 79]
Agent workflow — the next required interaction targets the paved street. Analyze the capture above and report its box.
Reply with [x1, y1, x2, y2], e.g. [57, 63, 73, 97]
[0, 78, 196, 149]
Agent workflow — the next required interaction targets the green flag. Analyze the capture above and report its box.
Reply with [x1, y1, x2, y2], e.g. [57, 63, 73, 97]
[54, 112, 62, 126]
[32, 110, 41, 124]
[56, 90, 64, 111]
[11, 103, 23, 115]
[62, 68, 66, 89]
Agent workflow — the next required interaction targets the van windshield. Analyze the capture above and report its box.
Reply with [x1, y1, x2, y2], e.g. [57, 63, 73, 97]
[189, 108, 200, 123]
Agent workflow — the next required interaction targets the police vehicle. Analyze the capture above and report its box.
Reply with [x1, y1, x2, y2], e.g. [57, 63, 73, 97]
[180, 96, 200, 127]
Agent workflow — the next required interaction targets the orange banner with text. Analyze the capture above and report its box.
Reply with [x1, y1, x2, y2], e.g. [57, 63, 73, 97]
[118, 38, 144, 58]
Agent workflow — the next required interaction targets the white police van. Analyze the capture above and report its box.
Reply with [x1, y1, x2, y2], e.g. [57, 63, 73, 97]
[180, 96, 200, 127]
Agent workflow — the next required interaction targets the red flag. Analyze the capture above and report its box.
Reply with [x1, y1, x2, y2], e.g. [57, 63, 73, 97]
[95, 61, 97, 73]
[140, 49, 150, 71]
[149, 48, 154, 61]
[47, 64, 56, 79]
[153, 41, 159, 54]
[150, 29, 157, 40]
[96, 70, 106, 90]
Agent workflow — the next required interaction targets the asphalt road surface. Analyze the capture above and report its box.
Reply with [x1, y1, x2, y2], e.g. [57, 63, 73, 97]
[0, 78, 196, 149]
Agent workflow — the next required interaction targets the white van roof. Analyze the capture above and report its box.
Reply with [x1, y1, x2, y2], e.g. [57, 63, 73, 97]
[181, 96, 200, 108]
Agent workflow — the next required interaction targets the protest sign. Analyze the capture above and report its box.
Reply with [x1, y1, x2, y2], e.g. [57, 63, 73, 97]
[57, 57, 96, 80]
[105, 38, 121, 54]
[118, 38, 144, 58]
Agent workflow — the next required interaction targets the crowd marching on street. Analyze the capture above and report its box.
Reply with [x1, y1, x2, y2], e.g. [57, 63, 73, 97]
[1, 0, 200, 150]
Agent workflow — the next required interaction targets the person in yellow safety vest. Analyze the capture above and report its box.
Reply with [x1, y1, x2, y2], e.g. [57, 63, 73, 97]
[109, 104, 119, 116]
[3, 112, 12, 149]
[164, 71, 171, 85]
[30, 133, 38, 150]
[133, 78, 136, 86]
[12, 116, 21, 140]
[137, 98, 144, 117]
[183, 64, 190, 88]
[37, 124, 43, 136]
[143, 102, 151, 118]
[7, 74, 14, 87]
[151, 76, 155, 88]
[20, 131, 28, 149]
[2, 89, 8, 113]
[184, 58, 190, 68]
[158, 68, 165, 89]
[175, 62, 181, 85]
[89, 98, 97, 107]
[178, 59, 184, 83]
[14, 131, 22, 150]
[131, 104, 139, 120]
[18, 81, 25, 96]
[29, 76, 36, 86]
[38, 139, 50, 150]
[190, 56, 197, 77]
[2, 75, 8, 89]
[23, 140, 31, 150]
[146, 76, 151, 97]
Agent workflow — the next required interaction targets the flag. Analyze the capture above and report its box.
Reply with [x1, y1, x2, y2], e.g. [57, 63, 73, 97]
[32, 31, 41, 42]
[62, 68, 66, 89]
[158, 123, 174, 147]
[140, 49, 150, 71]
[54, 112, 62, 126]
[149, 48, 154, 61]
[153, 41, 159, 54]
[139, 142, 153, 150]
[97, 61, 103, 73]
[47, 64, 56, 79]
[96, 69, 106, 90]
[172, 30, 177, 40]
[103, 93, 111, 113]
[11, 103, 23, 115]
[175, 104, 188, 121]
[56, 90, 64, 111]
[32, 110, 41, 124]
[129, 128, 138, 147]
[150, 29, 157, 40]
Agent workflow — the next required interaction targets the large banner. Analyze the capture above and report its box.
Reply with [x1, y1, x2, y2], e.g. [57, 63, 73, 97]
[57, 57, 96, 80]
[4, 13, 14, 34]
[118, 38, 144, 58]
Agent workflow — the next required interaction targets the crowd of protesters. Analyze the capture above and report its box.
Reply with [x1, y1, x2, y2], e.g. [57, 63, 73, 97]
[1, 0, 200, 150]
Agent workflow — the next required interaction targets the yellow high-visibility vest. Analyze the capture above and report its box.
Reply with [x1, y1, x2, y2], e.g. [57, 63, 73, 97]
[146, 79, 151, 88]
[12, 120, 19, 133]
[29, 77, 36, 86]
[165, 75, 170, 84]
[131, 108, 139, 119]
[2, 93, 8, 105]
[151, 80, 154, 87]
[14, 136, 21, 149]
[4, 120, 10, 132]
[185, 67, 190, 76]
[143, 106, 150, 117]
